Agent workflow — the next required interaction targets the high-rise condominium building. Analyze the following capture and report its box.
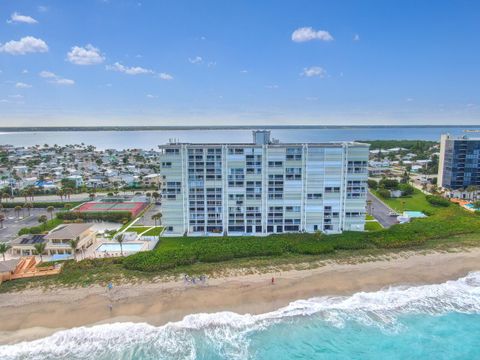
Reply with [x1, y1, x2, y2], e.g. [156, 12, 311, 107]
[159, 131, 369, 236]
[438, 134, 480, 190]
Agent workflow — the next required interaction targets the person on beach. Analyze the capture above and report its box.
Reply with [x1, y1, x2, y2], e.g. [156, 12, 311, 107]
[271, 277, 275, 285]
[108, 303, 113, 312]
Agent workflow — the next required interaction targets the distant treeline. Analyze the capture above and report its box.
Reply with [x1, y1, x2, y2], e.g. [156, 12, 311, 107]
[358, 140, 438, 151]
[0, 125, 477, 132]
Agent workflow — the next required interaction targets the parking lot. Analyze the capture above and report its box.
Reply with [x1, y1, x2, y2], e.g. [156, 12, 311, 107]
[0, 208, 56, 243]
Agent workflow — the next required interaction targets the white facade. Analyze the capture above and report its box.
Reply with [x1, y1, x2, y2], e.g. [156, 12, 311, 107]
[160, 132, 369, 236]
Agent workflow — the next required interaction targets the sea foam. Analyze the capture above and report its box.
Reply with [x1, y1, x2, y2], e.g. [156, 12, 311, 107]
[1, 272, 480, 360]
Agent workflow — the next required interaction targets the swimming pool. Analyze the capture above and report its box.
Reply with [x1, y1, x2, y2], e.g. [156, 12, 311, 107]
[404, 211, 427, 218]
[96, 243, 144, 253]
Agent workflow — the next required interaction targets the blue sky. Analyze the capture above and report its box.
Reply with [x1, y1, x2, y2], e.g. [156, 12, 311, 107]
[0, 0, 479, 126]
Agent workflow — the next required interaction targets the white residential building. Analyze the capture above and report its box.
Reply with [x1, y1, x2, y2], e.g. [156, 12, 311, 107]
[159, 131, 369, 236]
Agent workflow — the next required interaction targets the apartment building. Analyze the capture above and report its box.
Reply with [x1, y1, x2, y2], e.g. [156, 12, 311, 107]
[438, 134, 480, 190]
[159, 131, 369, 236]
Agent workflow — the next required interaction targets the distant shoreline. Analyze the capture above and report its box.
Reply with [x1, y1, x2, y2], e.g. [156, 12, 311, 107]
[0, 125, 479, 132]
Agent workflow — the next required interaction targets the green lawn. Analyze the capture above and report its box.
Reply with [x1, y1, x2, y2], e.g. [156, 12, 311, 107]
[143, 226, 164, 236]
[365, 221, 383, 231]
[128, 226, 150, 234]
[372, 188, 439, 214]
[127, 226, 164, 236]
[365, 214, 375, 221]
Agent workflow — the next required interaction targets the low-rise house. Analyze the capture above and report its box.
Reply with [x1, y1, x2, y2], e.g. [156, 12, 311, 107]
[10, 224, 97, 257]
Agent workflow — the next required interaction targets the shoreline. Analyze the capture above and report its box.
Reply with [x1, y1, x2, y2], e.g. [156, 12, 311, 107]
[1, 248, 480, 345]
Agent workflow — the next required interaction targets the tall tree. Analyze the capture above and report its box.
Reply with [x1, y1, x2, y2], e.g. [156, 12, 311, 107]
[115, 233, 125, 256]
[69, 237, 80, 261]
[34, 242, 47, 262]
[46, 206, 55, 220]
[0, 243, 10, 261]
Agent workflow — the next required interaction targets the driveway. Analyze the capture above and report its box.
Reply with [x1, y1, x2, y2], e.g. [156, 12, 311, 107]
[367, 192, 398, 228]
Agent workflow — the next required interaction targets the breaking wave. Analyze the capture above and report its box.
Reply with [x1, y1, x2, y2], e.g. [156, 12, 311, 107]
[1, 272, 480, 360]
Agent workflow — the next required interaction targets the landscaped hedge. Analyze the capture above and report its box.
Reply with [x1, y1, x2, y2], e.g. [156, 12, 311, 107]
[425, 195, 450, 207]
[56, 211, 132, 223]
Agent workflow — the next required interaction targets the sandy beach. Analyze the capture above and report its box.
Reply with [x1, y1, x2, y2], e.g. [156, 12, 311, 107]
[1, 248, 480, 345]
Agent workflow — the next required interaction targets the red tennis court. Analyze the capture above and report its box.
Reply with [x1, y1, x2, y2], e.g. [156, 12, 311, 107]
[76, 202, 148, 217]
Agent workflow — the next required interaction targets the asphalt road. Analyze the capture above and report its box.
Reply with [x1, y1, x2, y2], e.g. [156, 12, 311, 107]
[367, 191, 398, 228]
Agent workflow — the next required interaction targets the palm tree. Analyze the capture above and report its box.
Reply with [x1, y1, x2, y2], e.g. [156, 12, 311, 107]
[151, 212, 162, 226]
[57, 189, 65, 202]
[24, 202, 33, 217]
[14, 205, 22, 219]
[38, 214, 48, 230]
[152, 191, 160, 203]
[46, 206, 55, 220]
[115, 233, 125, 256]
[34, 242, 47, 262]
[69, 237, 80, 261]
[466, 185, 478, 201]
[0, 243, 10, 261]
[0, 213, 4, 229]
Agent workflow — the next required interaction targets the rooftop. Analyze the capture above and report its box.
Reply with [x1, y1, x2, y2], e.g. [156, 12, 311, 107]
[45, 224, 93, 240]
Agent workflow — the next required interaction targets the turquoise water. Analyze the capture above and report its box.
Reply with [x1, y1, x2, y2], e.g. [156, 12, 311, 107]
[404, 211, 427, 218]
[96, 243, 143, 252]
[1, 272, 480, 359]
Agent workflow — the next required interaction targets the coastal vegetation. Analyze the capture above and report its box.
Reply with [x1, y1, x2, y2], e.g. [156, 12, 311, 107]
[56, 211, 132, 223]
[3, 192, 480, 293]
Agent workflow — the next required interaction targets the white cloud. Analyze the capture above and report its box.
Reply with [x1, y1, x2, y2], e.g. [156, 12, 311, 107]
[292, 27, 333, 42]
[0, 36, 48, 55]
[37, 6, 48, 13]
[67, 44, 105, 65]
[406, 98, 414, 102]
[22, 69, 29, 74]
[188, 56, 203, 64]
[106, 62, 153, 75]
[353, 34, 360, 41]
[265, 84, 279, 89]
[9, 94, 23, 99]
[240, 70, 248, 74]
[15, 82, 32, 88]
[7, 12, 38, 24]
[301, 66, 327, 78]
[158, 72, 173, 80]
[39, 71, 75, 85]
[146, 94, 158, 99]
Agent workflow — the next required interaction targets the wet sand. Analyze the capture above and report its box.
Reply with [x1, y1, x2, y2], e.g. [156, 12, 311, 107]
[1, 249, 480, 345]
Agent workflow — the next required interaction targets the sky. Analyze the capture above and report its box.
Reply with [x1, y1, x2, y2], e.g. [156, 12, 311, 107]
[0, 0, 479, 127]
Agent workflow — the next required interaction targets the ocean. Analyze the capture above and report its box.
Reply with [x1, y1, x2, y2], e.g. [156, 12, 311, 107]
[1, 272, 480, 360]
[0, 126, 479, 149]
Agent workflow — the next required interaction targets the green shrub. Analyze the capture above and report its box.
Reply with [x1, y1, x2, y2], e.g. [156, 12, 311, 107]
[57, 211, 132, 223]
[18, 218, 63, 235]
[368, 179, 378, 190]
[379, 179, 399, 190]
[398, 183, 414, 196]
[425, 195, 450, 207]
[377, 189, 391, 198]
